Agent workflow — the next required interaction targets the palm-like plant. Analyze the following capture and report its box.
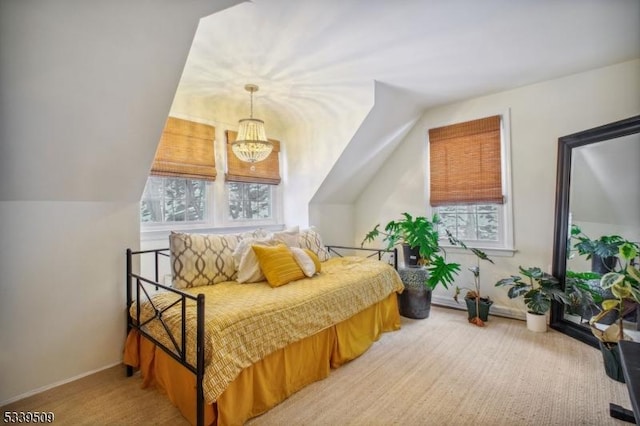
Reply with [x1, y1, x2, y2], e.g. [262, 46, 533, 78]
[495, 267, 569, 315]
[572, 226, 627, 260]
[361, 213, 460, 289]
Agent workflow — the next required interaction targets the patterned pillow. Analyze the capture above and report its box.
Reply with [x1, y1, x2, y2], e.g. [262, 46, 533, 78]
[170, 232, 241, 288]
[298, 227, 330, 261]
[240, 228, 271, 240]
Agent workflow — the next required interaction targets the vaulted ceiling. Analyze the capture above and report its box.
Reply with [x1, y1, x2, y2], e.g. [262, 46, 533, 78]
[1, 0, 638, 204]
[173, 0, 640, 131]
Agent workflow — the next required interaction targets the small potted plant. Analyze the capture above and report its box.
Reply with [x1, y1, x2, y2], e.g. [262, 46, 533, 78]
[589, 242, 640, 382]
[447, 231, 494, 327]
[495, 267, 570, 332]
[570, 225, 639, 274]
[361, 213, 460, 289]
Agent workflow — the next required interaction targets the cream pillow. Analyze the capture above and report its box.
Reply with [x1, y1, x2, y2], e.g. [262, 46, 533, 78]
[233, 237, 277, 283]
[290, 247, 321, 277]
[273, 226, 300, 247]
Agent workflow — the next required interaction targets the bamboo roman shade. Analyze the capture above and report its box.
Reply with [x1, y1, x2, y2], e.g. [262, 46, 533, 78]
[428, 115, 503, 206]
[225, 130, 281, 184]
[150, 117, 217, 181]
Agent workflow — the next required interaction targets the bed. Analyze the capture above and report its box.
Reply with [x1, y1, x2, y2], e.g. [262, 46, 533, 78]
[123, 229, 403, 426]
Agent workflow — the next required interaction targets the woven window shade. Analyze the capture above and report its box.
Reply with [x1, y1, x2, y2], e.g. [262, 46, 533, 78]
[150, 117, 216, 181]
[225, 130, 281, 185]
[429, 115, 503, 206]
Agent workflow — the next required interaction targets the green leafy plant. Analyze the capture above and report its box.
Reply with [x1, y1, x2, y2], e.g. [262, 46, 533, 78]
[564, 270, 603, 320]
[570, 225, 639, 270]
[590, 242, 640, 343]
[447, 231, 494, 326]
[361, 213, 460, 289]
[495, 267, 569, 315]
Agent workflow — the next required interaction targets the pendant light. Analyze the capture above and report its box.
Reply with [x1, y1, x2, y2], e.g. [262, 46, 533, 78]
[232, 84, 273, 163]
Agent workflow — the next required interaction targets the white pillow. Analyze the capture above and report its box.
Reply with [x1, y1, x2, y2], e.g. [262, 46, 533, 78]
[290, 247, 318, 277]
[233, 237, 277, 283]
[273, 226, 300, 247]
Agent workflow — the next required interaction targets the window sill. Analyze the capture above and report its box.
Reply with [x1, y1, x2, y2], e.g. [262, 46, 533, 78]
[439, 244, 517, 258]
[140, 224, 285, 242]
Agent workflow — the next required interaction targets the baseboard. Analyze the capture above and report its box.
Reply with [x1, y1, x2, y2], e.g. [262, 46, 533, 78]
[431, 295, 526, 321]
[0, 361, 122, 407]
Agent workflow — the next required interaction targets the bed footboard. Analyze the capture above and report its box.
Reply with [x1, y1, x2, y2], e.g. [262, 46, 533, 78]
[125, 248, 206, 426]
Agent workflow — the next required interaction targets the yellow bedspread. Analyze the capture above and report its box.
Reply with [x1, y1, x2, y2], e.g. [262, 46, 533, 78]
[131, 256, 403, 403]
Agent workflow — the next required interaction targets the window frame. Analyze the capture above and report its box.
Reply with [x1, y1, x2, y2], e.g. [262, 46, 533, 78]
[427, 109, 515, 255]
[223, 181, 281, 227]
[140, 176, 282, 241]
[139, 176, 213, 229]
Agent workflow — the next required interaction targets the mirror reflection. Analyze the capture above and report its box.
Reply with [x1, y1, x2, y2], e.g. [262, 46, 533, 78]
[563, 133, 640, 341]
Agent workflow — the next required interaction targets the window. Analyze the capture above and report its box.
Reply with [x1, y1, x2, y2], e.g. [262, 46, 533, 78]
[140, 117, 284, 233]
[228, 182, 272, 220]
[428, 114, 513, 250]
[435, 204, 502, 243]
[224, 130, 281, 223]
[141, 176, 208, 223]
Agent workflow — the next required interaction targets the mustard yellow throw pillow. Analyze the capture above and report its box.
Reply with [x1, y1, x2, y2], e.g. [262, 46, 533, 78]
[252, 243, 306, 287]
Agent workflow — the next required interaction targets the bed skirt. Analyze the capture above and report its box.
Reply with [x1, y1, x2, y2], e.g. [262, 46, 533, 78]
[123, 292, 401, 426]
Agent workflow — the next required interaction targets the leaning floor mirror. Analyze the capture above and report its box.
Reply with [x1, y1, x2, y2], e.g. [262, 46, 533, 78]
[550, 115, 640, 347]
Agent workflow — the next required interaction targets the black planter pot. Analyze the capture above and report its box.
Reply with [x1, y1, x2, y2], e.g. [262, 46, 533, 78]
[599, 341, 625, 383]
[398, 286, 432, 319]
[464, 297, 493, 321]
[397, 267, 431, 319]
[591, 255, 617, 275]
[402, 244, 422, 268]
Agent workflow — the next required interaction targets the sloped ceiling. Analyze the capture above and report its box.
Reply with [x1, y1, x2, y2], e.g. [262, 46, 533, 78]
[1, 0, 638, 203]
[0, 0, 243, 202]
[174, 0, 640, 131]
[172, 0, 640, 204]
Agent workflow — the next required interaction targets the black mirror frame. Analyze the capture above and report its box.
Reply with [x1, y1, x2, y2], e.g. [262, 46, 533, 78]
[549, 115, 640, 347]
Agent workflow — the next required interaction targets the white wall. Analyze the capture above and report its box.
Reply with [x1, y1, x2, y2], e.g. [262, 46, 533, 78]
[355, 59, 640, 317]
[0, 0, 243, 405]
[0, 202, 139, 402]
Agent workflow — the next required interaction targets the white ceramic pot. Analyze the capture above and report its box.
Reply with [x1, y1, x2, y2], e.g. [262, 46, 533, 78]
[526, 311, 547, 332]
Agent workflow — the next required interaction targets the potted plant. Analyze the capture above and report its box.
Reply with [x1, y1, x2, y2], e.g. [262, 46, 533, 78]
[361, 213, 460, 289]
[563, 270, 603, 322]
[570, 225, 639, 274]
[447, 231, 494, 327]
[495, 267, 570, 332]
[589, 242, 640, 382]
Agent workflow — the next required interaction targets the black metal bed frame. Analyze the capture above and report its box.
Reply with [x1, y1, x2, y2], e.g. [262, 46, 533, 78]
[326, 245, 398, 270]
[125, 245, 397, 426]
[126, 248, 206, 426]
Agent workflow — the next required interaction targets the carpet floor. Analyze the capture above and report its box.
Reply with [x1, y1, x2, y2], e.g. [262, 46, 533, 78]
[2, 306, 632, 425]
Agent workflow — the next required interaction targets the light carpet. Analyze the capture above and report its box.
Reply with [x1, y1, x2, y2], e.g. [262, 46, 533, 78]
[2, 306, 631, 425]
